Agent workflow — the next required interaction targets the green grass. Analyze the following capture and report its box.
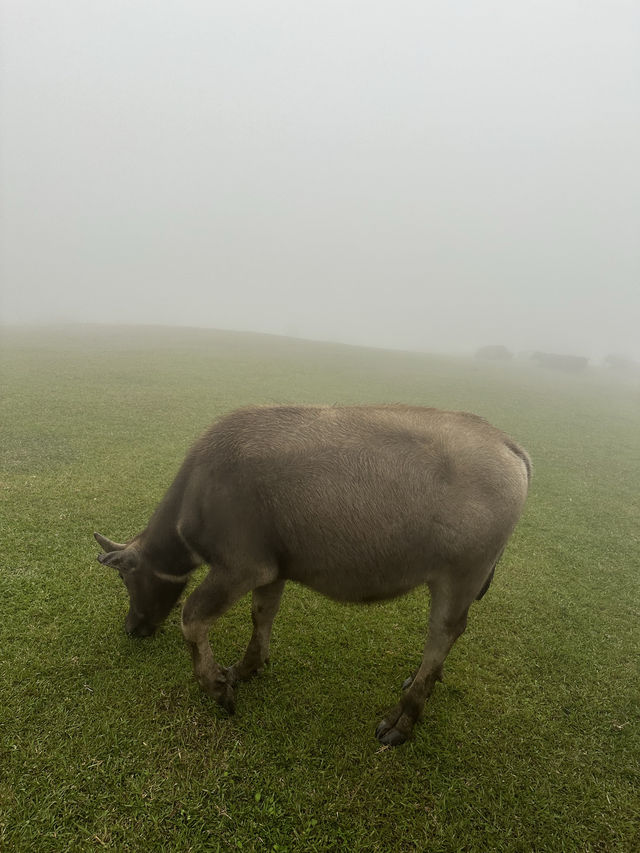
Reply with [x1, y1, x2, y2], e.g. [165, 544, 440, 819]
[1, 324, 638, 852]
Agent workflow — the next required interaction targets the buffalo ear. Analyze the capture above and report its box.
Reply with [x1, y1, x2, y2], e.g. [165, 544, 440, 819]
[94, 532, 127, 552]
[97, 548, 139, 573]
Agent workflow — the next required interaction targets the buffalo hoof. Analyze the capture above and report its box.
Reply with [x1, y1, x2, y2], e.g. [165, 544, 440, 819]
[375, 720, 409, 747]
[375, 697, 421, 746]
[213, 678, 236, 715]
[217, 690, 235, 715]
[198, 671, 236, 715]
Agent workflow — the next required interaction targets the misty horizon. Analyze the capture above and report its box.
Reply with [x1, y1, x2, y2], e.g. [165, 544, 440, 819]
[2, 1, 639, 362]
[1, 320, 638, 367]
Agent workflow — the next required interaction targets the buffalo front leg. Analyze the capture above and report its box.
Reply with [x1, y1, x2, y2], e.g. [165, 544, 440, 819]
[227, 579, 285, 686]
[376, 585, 471, 746]
[181, 564, 278, 714]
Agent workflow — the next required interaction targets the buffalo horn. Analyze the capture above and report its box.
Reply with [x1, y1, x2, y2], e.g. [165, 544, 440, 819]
[94, 532, 127, 552]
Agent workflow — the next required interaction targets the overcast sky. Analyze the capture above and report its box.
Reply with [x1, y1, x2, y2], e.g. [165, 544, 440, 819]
[1, 1, 639, 359]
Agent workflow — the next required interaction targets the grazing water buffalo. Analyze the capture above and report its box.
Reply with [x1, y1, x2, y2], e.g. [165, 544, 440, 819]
[95, 405, 531, 745]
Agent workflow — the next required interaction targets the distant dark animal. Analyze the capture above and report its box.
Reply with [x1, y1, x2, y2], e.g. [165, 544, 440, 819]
[476, 345, 513, 361]
[532, 352, 588, 372]
[95, 405, 531, 745]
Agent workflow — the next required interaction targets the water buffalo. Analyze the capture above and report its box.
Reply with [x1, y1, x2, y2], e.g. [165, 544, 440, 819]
[95, 404, 531, 745]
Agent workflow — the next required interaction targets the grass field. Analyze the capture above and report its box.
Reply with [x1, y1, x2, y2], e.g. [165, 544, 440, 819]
[1, 325, 638, 852]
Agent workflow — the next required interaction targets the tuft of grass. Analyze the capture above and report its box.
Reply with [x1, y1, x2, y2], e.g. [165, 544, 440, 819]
[1, 325, 638, 852]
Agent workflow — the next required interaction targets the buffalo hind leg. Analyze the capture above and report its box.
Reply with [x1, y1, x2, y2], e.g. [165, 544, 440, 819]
[227, 579, 285, 686]
[376, 584, 471, 746]
[181, 563, 278, 714]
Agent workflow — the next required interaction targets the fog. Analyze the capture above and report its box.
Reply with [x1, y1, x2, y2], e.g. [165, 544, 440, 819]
[1, 1, 639, 360]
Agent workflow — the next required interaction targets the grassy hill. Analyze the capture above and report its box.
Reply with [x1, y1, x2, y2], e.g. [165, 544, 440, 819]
[1, 325, 638, 851]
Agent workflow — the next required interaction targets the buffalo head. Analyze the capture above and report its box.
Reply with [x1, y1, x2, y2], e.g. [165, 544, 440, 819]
[94, 532, 188, 638]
